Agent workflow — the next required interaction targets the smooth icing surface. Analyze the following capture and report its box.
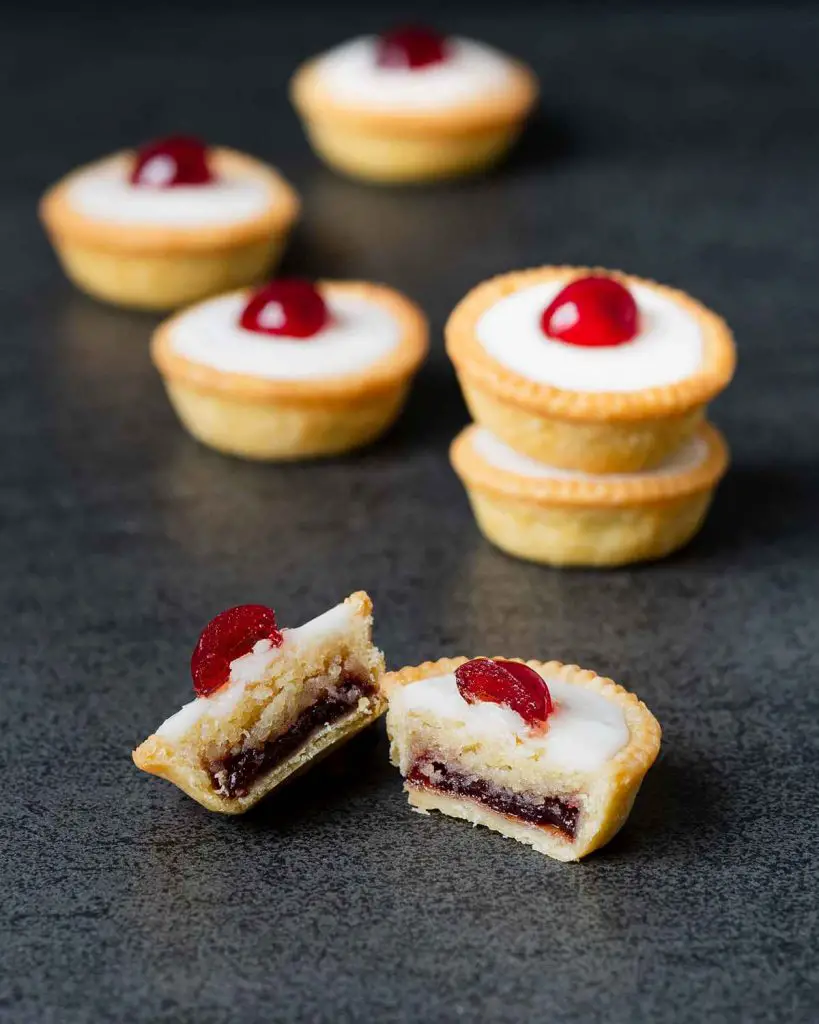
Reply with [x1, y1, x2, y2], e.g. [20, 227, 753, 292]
[169, 291, 401, 379]
[476, 278, 705, 392]
[156, 600, 358, 741]
[392, 671, 629, 773]
[313, 36, 515, 110]
[471, 426, 709, 482]
[67, 157, 271, 227]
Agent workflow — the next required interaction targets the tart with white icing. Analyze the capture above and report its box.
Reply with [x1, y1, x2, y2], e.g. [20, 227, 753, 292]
[133, 592, 385, 813]
[383, 656, 661, 861]
[290, 25, 538, 183]
[451, 422, 728, 566]
[39, 136, 300, 310]
[446, 266, 736, 473]
[151, 278, 428, 460]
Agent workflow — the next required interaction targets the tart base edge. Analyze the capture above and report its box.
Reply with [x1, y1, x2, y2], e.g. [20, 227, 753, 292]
[134, 694, 387, 814]
[465, 488, 715, 567]
[161, 378, 411, 459]
[49, 235, 285, 312]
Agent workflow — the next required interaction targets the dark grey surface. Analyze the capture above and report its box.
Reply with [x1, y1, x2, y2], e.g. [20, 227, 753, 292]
[3, 3, 819, 1022]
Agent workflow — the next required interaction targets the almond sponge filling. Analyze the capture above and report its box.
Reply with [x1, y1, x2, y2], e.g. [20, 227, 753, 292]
[207, 672, 376, 798]
[407, 754, 580, 839]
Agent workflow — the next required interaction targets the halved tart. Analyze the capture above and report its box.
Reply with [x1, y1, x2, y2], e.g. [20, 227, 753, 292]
[133, 592, 385, 813]
[382, 656, 661, 861]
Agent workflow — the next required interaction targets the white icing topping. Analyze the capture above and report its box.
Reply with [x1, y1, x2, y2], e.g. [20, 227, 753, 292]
[476, 278, 704, 393]
[67, 157, 271, 227]
[155, 600, 358, 741]
[471, 426, 708, 482]
[169, 291, 401, 379]
[391, 671, 629, 773]
[313, 36, 515, 111]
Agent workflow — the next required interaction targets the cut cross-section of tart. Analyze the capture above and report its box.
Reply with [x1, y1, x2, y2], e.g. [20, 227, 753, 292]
[133, 592, 386, 813]
[383, 656, 661, 861]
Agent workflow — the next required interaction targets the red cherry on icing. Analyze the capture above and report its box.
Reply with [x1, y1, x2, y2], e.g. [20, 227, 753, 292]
[239, 279, 330, 339]
[130, 136, 214, 188]
[541, 275, 639, 348]
[376, 25, 448, 70]
[191, 605, 282, 697]
[455, 658, 553, 727]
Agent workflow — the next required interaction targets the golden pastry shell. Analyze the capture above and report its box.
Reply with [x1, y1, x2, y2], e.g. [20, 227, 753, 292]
[39, 147, 300, 255]
[290, 53, 538, 137]
[446, 266, 736, 421]
[451, 421, 729, 507]
[151, 280, 429, 404]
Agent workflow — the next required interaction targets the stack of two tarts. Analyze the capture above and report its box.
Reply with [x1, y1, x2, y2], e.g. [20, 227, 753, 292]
[134, 592, 661, 862]
[446, 267, 736, 567]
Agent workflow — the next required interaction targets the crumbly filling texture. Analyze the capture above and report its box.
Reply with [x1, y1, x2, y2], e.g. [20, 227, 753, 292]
[207, 672, 376, 798]
[170, 637, 379, 769]
[407, 753, 580, 839]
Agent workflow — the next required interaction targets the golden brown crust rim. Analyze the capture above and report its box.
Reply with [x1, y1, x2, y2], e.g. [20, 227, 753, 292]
[450, 421, 729, 508]
[380, 656, 662, 788]
[151, 280, 429, 403]
[39, 148, 301, 255]
[445, 266, 736, 421]
[290, 56, 538, 137]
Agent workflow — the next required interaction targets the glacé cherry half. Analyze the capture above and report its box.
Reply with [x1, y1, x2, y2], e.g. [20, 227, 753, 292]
[239, 279, 330, 339]
[376, 25, 448, 70]
[191, 605, 282, 697]
[455, 658, 553, 728]
[541, 275, 639, 348]
[130, 136, 214, 188]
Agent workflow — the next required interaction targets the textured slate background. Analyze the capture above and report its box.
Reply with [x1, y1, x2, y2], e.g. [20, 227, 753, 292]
[3, 2, 818, 1022]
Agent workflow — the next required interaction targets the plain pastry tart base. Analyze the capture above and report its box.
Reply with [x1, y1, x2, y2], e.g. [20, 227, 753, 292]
[290, 55, 537, 184]
[382, 656, 662, 862]
[446, 266, 736, 473]
[450, 421, 729, 566]
[133, 592, 385, 813]
[151, 280, 428, 460]
[39, 148, 300, 311]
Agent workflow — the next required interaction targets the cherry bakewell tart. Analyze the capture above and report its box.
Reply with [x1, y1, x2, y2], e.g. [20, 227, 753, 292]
[446, 267, 736, 473]
[151, 278, 428, 460]
[133, 592, 385, 813]
[290, 25, 538, 183]
[382, 656, 661, 861]
[39, 136, 300, 310]
[451, 421, 729, 567]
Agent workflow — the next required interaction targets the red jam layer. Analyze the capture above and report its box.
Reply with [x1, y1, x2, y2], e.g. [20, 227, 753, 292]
[407, 756, 580, 839]
[206, 674, 374, 799]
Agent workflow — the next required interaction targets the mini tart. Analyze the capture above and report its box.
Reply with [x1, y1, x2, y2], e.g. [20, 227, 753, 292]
[151, 280, 428, 460]
[451, 421, 728, 567]
[446, 266, 736, 473]
[133, 592, 385, 813]
[290, 37, 538, 183]
[382, 657, 661, 862]
[39, 148, 300, 310]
